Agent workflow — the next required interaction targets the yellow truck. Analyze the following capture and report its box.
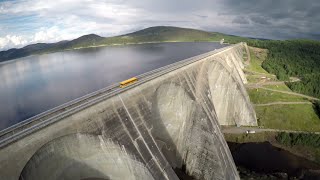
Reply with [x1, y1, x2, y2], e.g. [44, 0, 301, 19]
[119, 77, 138, 88]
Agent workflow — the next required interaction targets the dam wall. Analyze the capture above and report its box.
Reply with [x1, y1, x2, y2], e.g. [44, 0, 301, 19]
[0, 43, 256, 180]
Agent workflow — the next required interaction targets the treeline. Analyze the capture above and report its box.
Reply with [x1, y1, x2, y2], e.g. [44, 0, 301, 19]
[276, 132, 320, 148]
[254, 40, 320, 99]
[223, 36, 320, 99]
[286, 74, 320, 99]
[258, 40, 320, 80]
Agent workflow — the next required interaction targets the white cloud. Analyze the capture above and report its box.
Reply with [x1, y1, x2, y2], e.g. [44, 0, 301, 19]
[0, 0, 319, 51]
[33, 28, 58, 42]
[32, 26, 72, 43]
[0, 35, 28, 50]
[0, 0, 149, 50]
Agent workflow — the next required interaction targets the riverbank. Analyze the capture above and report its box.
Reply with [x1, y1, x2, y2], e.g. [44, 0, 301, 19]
[225, 132, 320, 179]
[228, 141, 320, 179]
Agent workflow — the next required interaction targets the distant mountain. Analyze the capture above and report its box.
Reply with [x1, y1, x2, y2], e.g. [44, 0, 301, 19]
[0, 41, 63, 62]
[63, 34, 105, 49]
[121, 26, 216, 42]
[0, 26, 224, 62]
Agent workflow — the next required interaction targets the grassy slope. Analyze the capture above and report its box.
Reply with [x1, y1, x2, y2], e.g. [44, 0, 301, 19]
[245, 75, 277, 83]
[246, 47, 268, 73]
[89, 26, 221, 47]
[245, 47, 320, 131]
[263, 84, 292, 91]
[248, 88, 309, 104]
[105, 26, 220, 43]
[225, 43, 320, 169]
[222, 36, 320, 99]
[256, 104, 320, 131]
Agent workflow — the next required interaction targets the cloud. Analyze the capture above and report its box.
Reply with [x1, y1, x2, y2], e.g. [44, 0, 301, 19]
[250, 16, 271, 25]
[193, 14, 208, 19]
[0, 35, 28, 50]
[232, 16, 250, 25]
[0, 0, 320, 50]
[33, 27, 60, 42]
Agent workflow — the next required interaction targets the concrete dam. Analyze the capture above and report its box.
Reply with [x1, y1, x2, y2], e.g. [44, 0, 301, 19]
[0, 43, 257, 180]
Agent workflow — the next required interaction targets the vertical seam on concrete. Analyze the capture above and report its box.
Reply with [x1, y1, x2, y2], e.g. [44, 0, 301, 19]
[118, 95, 170, 180]
[213, 58, 257, 125]
[185, 67, 240, 177]
[112, 105, 147, 165]
[134, 103, 174, 173]
[184, 65, 240, 178]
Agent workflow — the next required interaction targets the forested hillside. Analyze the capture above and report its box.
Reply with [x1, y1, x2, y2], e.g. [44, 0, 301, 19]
[223, 37, 320, 99]
[254, 40, 320, 99]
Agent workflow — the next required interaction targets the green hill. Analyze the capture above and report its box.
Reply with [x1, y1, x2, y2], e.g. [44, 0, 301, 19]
[3, 26, 318, 101]
[0, 26, 221, 62]
[110, 26, 217, 42]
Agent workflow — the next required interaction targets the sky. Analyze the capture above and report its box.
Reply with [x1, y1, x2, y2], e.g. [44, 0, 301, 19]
[0, 0, 319, 50]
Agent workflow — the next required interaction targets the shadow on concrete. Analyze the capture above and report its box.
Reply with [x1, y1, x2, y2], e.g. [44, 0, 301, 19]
[20, 144, 111, 180]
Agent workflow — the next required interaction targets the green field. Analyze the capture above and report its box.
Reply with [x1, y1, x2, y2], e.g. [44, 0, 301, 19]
[246, 48, 268, 74]
[256, 104, 320, 131]
[244, 45, 320, 132]
[224, 132, 277, 143]
[245, 74, 277, 84]
[263, 84, 292, 92]
[248, 88, 309, 104]
[246, 75, 261, 83]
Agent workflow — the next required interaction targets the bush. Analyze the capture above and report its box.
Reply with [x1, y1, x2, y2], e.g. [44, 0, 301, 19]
[276, 132, 320, 148]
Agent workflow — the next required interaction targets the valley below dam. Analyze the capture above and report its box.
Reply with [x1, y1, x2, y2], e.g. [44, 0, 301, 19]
[0, 42, 226, 130]
[228, 141, 320, 179]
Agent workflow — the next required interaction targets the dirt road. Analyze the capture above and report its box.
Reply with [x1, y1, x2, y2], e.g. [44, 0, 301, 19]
[254, 101, 312, 107]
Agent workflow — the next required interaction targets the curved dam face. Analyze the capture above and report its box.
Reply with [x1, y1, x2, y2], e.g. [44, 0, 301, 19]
[0, 43, 256, 180]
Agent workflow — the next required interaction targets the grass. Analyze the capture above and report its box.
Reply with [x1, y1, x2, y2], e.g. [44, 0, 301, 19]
[245, 74, 277, 84]
[246, 47, 268, 74]
[256, 104, 320, 132]
[228, 45, 320, 165]
[248, 88, 309, 104]
[224, 132, 277, 143]
[263, 84, 292, 92]
[276, 132, 320, 148]
[244, 46, 320, 132]
[246, 75, 262, 83]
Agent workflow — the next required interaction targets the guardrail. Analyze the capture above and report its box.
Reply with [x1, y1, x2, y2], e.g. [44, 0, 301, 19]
[0, 43, 244, 148]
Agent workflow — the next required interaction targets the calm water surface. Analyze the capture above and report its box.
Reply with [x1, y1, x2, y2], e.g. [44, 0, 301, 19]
[0, 42, 226, 130]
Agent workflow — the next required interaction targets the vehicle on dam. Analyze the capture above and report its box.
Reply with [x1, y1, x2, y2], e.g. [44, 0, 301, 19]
[120, 77, 138, 88]
[246, 130, 256, 134]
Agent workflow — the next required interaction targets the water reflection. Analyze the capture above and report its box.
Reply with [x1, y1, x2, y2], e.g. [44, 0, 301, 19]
[0, 42, 226, 130]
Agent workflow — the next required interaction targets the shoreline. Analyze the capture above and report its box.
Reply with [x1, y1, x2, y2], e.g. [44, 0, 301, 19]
[0, 40, 220, 66]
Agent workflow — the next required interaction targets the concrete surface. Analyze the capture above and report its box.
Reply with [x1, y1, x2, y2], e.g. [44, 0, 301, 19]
[0, 43, 255, 180]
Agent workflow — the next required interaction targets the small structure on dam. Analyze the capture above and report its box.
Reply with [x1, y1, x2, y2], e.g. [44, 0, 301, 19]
[0, 43, 256, 180]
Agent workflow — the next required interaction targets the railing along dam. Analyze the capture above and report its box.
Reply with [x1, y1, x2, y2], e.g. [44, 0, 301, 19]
[0, 43, 257, 180]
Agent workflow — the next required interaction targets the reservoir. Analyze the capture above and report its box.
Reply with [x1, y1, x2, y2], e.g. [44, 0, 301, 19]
[0, 42, 226, 130]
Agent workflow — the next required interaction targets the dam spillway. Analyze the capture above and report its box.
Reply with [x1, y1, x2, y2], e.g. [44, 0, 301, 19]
[0, 43, 257, 180]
